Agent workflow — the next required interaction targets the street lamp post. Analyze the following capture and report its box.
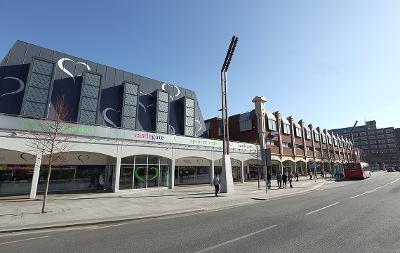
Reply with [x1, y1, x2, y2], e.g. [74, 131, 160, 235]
[220, 35, 238, 193]
[350, 120, 358, 162]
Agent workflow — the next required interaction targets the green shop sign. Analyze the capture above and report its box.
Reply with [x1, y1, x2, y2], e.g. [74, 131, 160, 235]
[18, 119, 95, 134]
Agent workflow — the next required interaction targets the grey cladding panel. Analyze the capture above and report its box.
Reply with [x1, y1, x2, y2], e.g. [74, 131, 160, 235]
[125, 82, 138, 95]
[122, 116, 135, 129]
[23, 102, 47, 118]
[29, 73, 51, 89]
[79, 110, 97, 125]
[121, 81, 139, 130]
[21, 58, 55, 119]
[123, 105, 136, 117]
[80, 97, 98, 111]
[31, 60, 54, 75]
[77, 72, 101, 125]
[85, 73, 101, 86]
[156, 90, 169, 133]
[184, 97, 195, 136]
[124, 93, 137, 105]
[26, 87, 49, 102]
[82, 85, 100, 98]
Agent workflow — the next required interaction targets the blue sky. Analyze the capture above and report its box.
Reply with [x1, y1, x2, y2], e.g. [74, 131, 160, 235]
[1, 0, 399, 129]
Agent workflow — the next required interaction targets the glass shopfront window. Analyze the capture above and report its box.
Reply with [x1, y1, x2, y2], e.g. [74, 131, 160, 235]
[160, 165, 170, 187]
[0, 165, 34, 195]
[37, 165, 110, 193]
[120, 166, 134, 190]
[145, 164, 159, 188]
[232, 166, 241, 182]
[120, 155, 171, 190]
[175, 166, 209, 185]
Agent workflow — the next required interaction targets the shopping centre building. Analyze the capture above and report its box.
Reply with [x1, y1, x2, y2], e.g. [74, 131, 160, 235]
[0, 41, 258, 198]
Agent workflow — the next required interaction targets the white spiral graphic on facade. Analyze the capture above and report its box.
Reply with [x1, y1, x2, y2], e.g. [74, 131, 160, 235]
[161, 83, 181, 100]
[57, 58, 91, 82]
[102, 107, 119, 127]
[0, 77, 25, 97]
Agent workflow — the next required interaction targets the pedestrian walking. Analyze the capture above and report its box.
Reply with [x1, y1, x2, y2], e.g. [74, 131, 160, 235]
[266, 171, 272, 189]
[295, 171, 299, 181]
[288, 171, 293, 188]
[282, 172, 287, 188]
[213, 174, 221, 197]
[277, 172, 282, 189]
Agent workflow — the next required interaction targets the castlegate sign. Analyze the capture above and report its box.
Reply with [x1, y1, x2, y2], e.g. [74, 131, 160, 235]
[0, 115, 258, 153]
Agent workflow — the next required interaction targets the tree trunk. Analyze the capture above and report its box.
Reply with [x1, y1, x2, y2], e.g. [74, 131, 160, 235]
[42, 154, 53, 213]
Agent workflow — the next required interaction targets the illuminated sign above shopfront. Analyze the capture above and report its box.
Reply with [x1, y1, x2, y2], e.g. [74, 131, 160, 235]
[0, 115, 257, 153]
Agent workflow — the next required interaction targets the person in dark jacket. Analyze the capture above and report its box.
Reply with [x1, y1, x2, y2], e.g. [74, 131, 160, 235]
[213, 175, 221, 197]
[266, 171, 272, 189]
[282, 172, 288, 188]
[276, 172, 282, 189]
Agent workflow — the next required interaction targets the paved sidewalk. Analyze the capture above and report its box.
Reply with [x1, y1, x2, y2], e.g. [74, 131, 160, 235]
[0, 177, 330, 233]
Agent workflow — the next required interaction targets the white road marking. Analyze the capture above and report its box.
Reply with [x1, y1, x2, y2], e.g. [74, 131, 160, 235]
[193, 225, 277, 253]
[350, 177, 400, 199]
[89, 223, 125, 230]
[305, 202, 340, 216]
[350, 192, 367, 199]
[0, 235, 49, 246]
[389, 178, 400, 184]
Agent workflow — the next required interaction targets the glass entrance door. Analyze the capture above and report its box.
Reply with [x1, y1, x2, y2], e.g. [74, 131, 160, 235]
[120, 166, 134, 190]
[146, 165, 159, 188]
[132, 165, 146, 189]
[120, 155, 170, 189]
[160, 165, 170, 187]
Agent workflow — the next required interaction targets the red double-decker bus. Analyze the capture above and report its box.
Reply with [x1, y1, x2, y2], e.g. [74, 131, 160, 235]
[344, 163, 368, 180]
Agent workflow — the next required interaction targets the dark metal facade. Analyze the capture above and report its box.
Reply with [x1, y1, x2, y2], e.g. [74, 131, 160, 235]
[0, 41, 206, 137]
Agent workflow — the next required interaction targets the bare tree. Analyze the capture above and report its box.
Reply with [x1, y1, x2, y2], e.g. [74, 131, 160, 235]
[28, 97, 72, 213]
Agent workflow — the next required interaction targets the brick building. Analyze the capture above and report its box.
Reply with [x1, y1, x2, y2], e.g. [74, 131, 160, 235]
[330, 121, 400, 170]
[205, 98, 361, 179]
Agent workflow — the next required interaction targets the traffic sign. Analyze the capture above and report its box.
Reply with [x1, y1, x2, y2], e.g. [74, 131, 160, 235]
[261, 148, 272, 166]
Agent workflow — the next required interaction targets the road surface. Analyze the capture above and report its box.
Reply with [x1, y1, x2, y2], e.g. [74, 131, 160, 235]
[1, 172, 399, 253]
